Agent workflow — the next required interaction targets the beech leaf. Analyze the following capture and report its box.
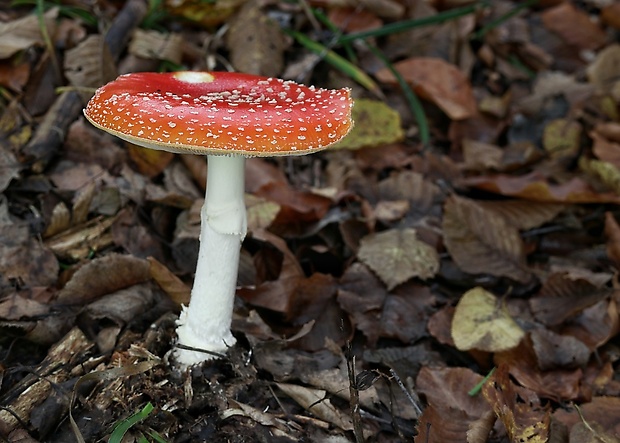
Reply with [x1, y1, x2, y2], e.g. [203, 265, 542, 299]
[451, 287, 525, 352]
[358, 228, 439, 290]
[442, 196, 531, 282]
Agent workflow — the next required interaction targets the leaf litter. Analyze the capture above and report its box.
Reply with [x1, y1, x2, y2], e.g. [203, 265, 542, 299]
[1, 1, 620, 442]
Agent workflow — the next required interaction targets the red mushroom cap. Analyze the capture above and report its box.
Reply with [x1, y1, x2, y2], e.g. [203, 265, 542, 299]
[84, 71, 353, 156]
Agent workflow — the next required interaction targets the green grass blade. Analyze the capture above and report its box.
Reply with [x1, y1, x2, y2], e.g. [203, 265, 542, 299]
[108, 402, 154, 443]
[365, 44, 430, 147]
[287, 30, 380, 93]
[472, 0, 538, 40]
[337, 2, 484, 43]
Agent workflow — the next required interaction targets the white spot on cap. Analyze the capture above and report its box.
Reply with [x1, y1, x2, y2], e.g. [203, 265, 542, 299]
[174, 71, 215, 84]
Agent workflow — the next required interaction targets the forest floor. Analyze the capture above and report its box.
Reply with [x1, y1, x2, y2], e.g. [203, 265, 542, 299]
[1, 1, 620, 442]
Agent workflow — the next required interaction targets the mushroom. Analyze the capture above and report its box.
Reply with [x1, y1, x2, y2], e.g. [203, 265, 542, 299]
[84, 71, 354, 367]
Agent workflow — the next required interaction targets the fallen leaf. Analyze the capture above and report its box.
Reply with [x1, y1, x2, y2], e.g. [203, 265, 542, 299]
[442, 196, 531, 282]
[541, 2, 607, 51]
[495, 340, 583, 401]
[128, 144, 175, 178]
[587, 44, 620, 93]
[276, 383, 353, 431]
[0, 293, 50, 320]
[529, 273, 611, 327]
[0, 8, 58, 59]
[0, 146, 21, 193]
[128, 29, 183, 64]
[358, 228, 439, 290]
[530, 328, 590, 371]
[331, 99, 404, 150]
[56, 253, 151, 305]
[542, 119, 581, 159]
[226, 2, 285, 77]
[451, 287, 525, 353]
[147, 256, 190, 307]
[376, 57, 477, 120]
[482, 364, 551, 443]
[462, 172, 620, 203]
[605, 212, 620, 269]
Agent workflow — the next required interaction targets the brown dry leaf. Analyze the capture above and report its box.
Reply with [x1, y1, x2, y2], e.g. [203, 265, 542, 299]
[553, 397, 620, 441]
[276, 383, 353, 431]
[417, 367, 491, 418]
[541, 2, 607, 51]
[605, 212, 620, 269]
[415, 404, 472, 443]
[380, 283, 435, 343]
[592, 128, 620, 169]
[376, 57, 477, 120]
[128, 29, 183, 64]
[0, 199, 59, 287]
[328, 7, 383, 34]
[562, 299, 619, 352]
[226, 2, 285, 77]
[377, 170, 441, 214]
[570, 422, 620, 443]
[254, 182, 331, 226]
[357, 228, 439, 290]
[442, 196, 531, 282]
[482, 365, 551, 443]
[462, 139, 503, 171]
[530, 328, 590, 371]
[147, 257, 190, 307]
[0, 145, 20, 192]
[337, 263, 388, 346]
[529, 273, 611, 327]
[587, 44, 620, 93]
[495, 340, 582, 401]
[64, 35, 116, 89]
[56, 253, 151, 305]
[476, 200, 565, 231]
[451, 287, 525, 353]
[0, 8, 58, 59]
[128, 144, 175, 178]
[602, 3, 620, 29]
[0, 293, 50, 320]
[462, 172, 620, 203]
[237, 229, 304, 314]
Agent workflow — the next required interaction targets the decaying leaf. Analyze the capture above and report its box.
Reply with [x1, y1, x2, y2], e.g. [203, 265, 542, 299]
[358, 228, 439, 290]
[482, 365, 551, 443]
[529, 273, 611, 327]
[331, 99, 404, 150]
[0, 8, 58, 59]
[462, 172, 620, 203]
[245, 194, 280, 231]
[147, 256, 190, 306]
[226, 2, 285, 77]
[0, 199, 59, 287]
[0, 146, 20, 193]
[451, 287, 524, 352]
[64, 35, 116, 90]
[376, 57, 477, 120]
[541, 2, 607, 51]
[56, 253, 151, 305]
[276, 383, 353, 431]
[442, 196, 531, 282]
[128, 29, 183, 64]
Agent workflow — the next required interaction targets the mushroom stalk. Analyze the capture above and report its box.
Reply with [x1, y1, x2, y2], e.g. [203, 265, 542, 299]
[174, 155, 246, 366]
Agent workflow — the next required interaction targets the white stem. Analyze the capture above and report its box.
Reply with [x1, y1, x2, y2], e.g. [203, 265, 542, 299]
[174, 155, 246, 367]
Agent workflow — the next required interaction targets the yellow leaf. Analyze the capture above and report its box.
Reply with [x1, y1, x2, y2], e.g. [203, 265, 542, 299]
[451, 287, 524, 352]
[331, 99, 404, 150]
